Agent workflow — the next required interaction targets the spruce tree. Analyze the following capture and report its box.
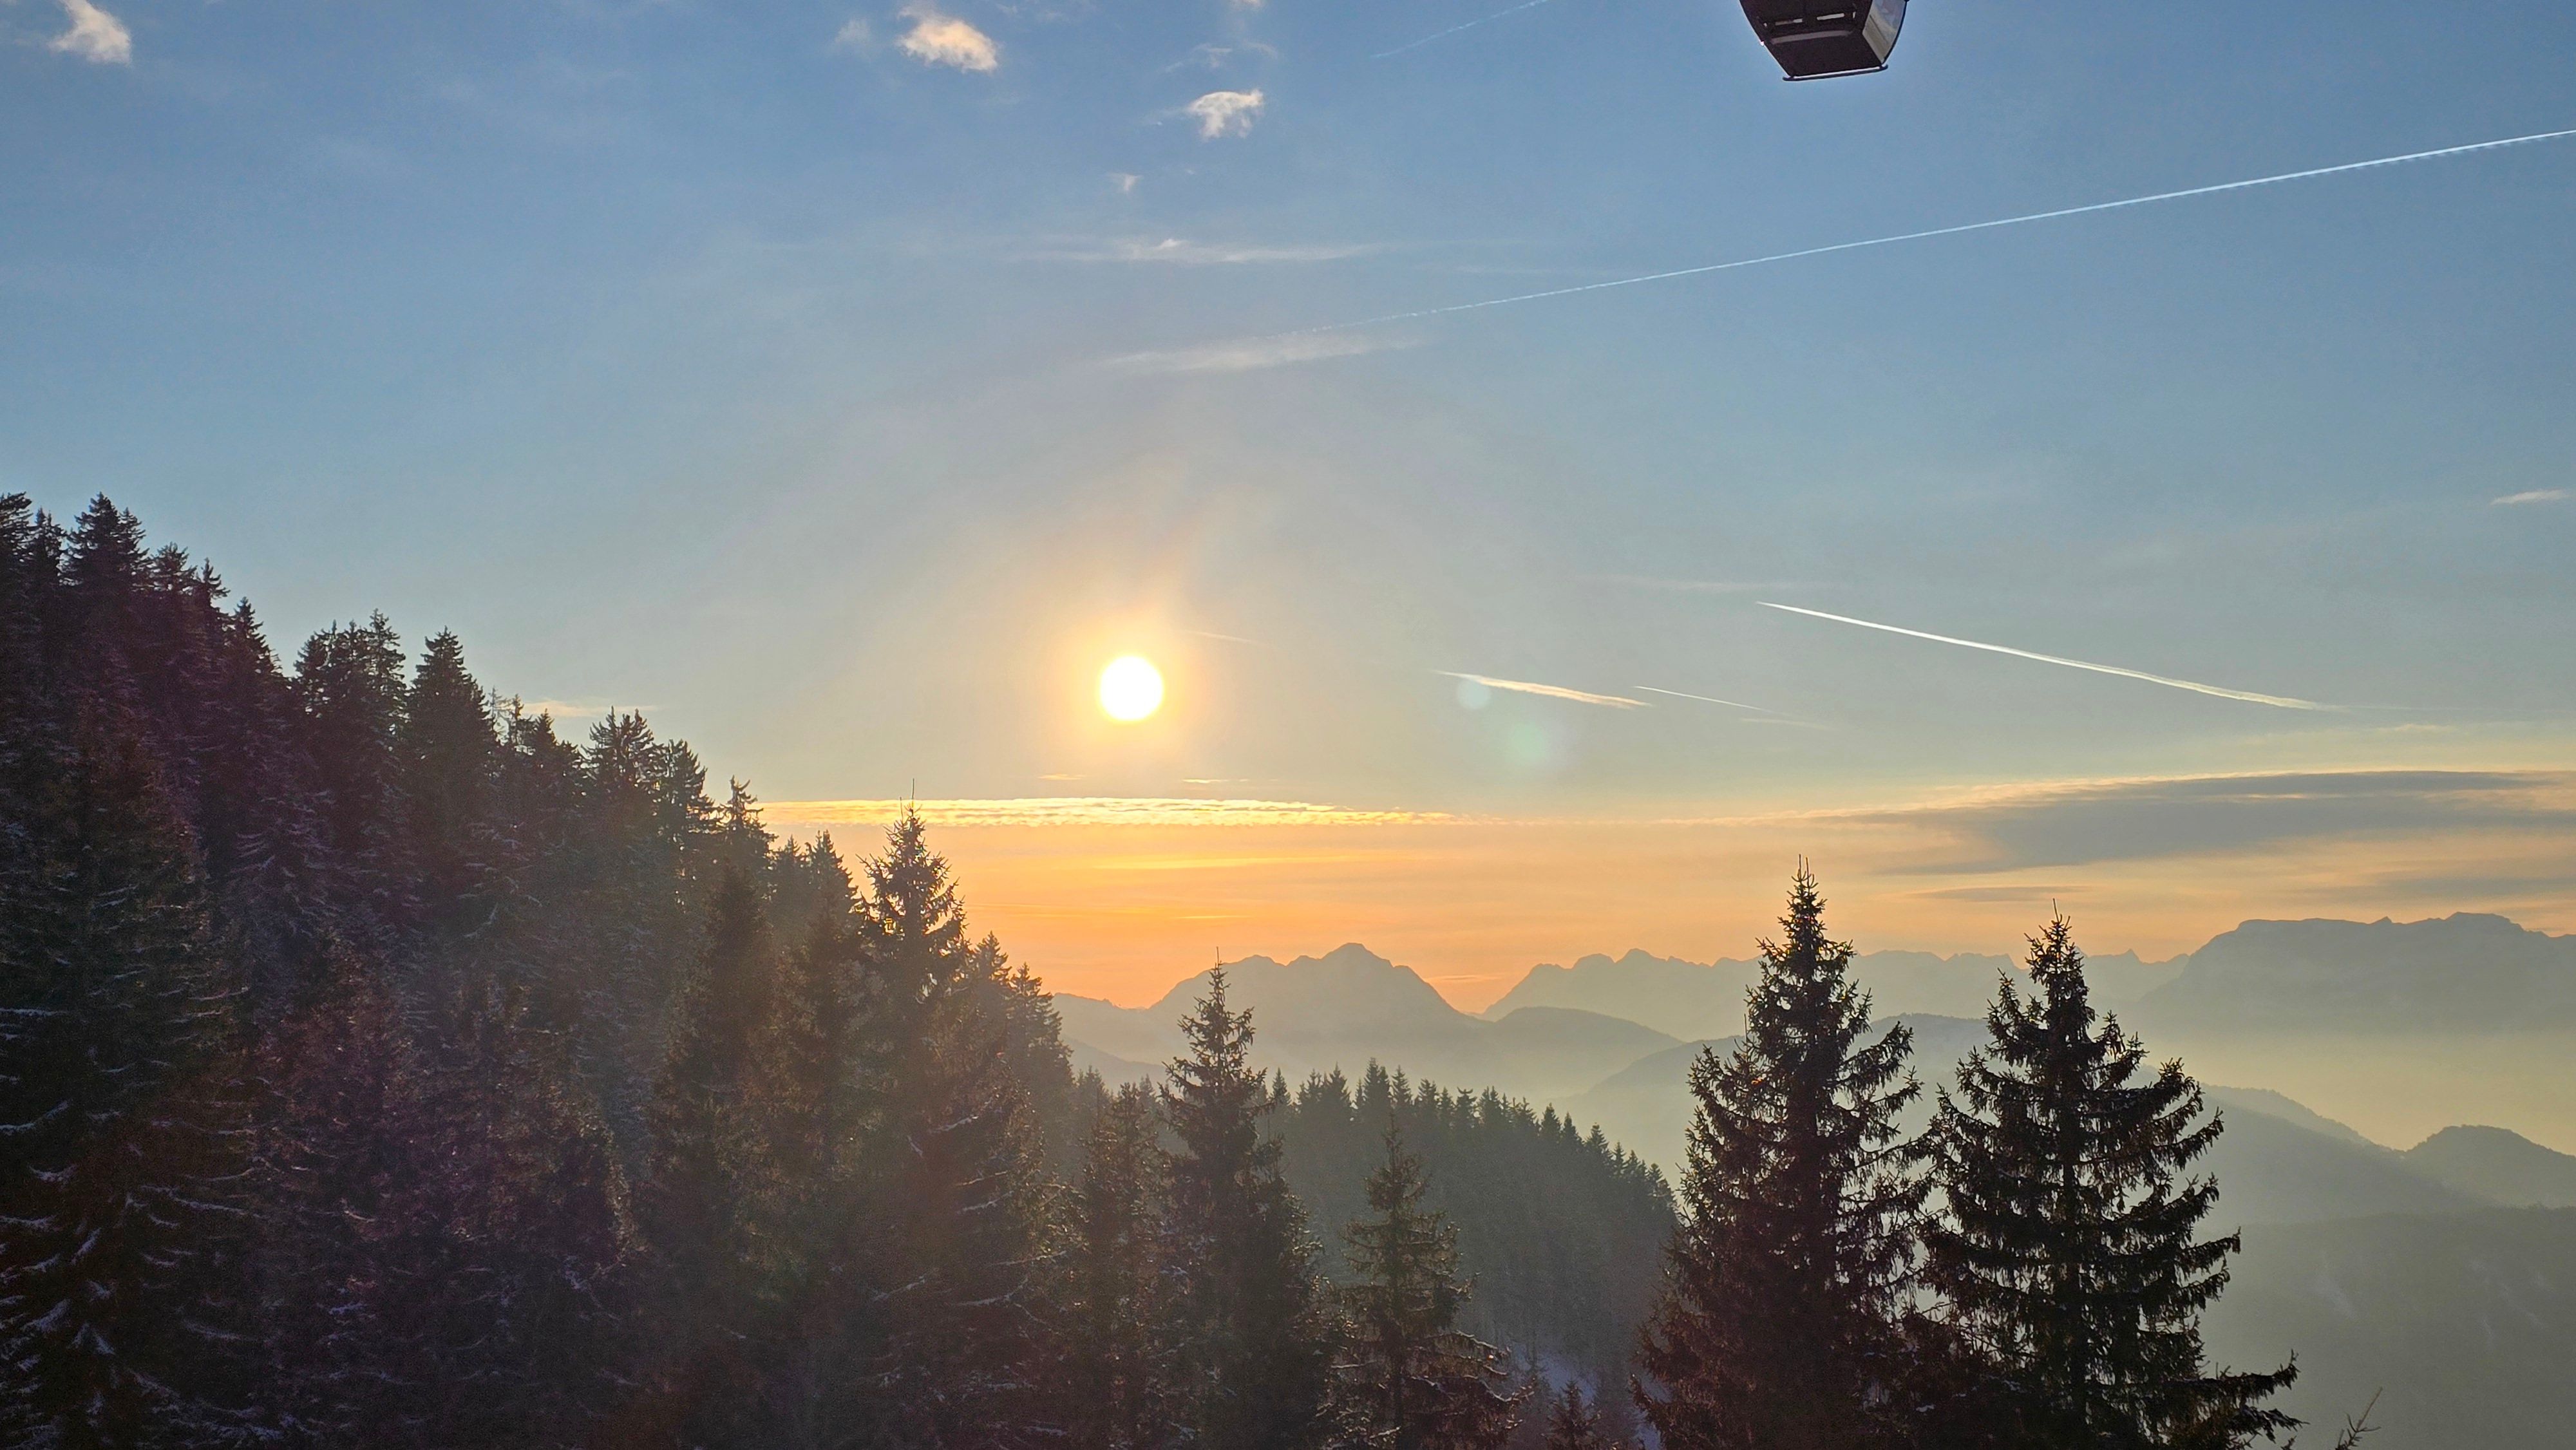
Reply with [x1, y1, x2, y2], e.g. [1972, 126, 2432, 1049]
[0, 719, 260, 1444]
[397, 628, 497, 923]
[1922, 918, 2295, 1449]
[294, 614, 414, 904]
[1065, 1082, 1181, 1450]
[1542, 1383, 1625, 1450]
[1162, 966, 1336, 1450]
[969, 931, 1081, 1168]
[1635, 865, 1924, 1450]
[437, 974, 637, 1447]
[849, 811, 1056, 1449]
[254, 945, 443, 1443]
[641, 863, 786, 1439]
[1334, 1120, 1521, 1450]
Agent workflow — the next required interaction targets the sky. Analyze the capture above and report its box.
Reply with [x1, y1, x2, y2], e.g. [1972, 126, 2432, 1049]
[7, 0, 2575, 1007]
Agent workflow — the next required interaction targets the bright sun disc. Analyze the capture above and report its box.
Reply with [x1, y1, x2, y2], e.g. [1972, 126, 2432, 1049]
[1097, 655, 1164, 722]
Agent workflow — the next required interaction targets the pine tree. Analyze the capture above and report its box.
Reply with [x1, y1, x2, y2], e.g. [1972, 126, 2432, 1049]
[435, 974, 637, 1447]
[1064, 1083, 1181, 1450]
[569, 710, 716, 1163]
[1922, 918, 2295, 1449]
[641, 863, 787, 1440]
[294, 614, 415, 909]
[714, 778, 772, 890]
[1162, 966, 1336, 1450]
[1334, 1120, 1521, 1450]
[969, 931, 1081, 1169]
[849, 811, 1057, 1449]
[397, 628, 497, 924]
[1636, 865, 1925, 1450]
[709, 866, 870, 1450]
[767, 831, 855, 941]
[0, 717, 260, 1445]
[1542, 1382, 1628, 1450]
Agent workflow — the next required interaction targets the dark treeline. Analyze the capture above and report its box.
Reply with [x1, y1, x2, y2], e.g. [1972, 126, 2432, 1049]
[1274, 1064, 1671, 1386]
[5, 496, 2352, 1450]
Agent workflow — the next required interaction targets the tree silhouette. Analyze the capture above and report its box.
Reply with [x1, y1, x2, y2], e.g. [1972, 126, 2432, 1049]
[1922, 918, 2295, 1449]
[1636, 865, 1924, 1450]
[1334, 1119, 1522, 1450]
[1163, 966, 1338, 1450]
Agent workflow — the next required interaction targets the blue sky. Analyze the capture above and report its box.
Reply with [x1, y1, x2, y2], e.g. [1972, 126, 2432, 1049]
[7, 0, 2576, 980]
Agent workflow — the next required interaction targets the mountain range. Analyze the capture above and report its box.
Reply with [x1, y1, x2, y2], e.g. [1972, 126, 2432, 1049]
[1055, 943, 1680, 1104]
[1047, 917, 2576, 1450]
[1482, 946, 2177, 1040]
[2132, 912, 2576, 1034]
[1059, 914, 2576, 1150]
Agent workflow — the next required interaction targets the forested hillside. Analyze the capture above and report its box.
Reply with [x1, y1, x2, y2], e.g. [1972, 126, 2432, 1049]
[0, 495, 2365, 1449]
[0, 495, 1653, 1447]
[1271, 1064, 1672, 1382]
[0, 494, 1089, 1444]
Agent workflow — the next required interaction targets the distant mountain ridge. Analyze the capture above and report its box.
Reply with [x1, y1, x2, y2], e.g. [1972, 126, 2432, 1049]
[2401, 1125, 2576, 1207]
[1484, 946, 2176, 1039]
[1054, 943, 1678, 1104]
[2135, 912, 2576, 1035]
[1044, 937, 2576, 1450]
[1475, 912, 2576, 1043]
[1054, 913, 2576, 1153]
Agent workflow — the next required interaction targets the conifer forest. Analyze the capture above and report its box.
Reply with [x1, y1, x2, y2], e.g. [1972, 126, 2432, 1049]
[1, 494, 2374, 1448]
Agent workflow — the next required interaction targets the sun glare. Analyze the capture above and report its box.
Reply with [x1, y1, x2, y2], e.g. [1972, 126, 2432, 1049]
[1097, 655, 1164, 722]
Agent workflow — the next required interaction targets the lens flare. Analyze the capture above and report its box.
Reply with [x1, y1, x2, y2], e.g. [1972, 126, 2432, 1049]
[1098, 655, 1164, 722]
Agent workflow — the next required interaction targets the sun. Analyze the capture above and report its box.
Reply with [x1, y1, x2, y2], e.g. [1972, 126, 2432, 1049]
[1097, 655, 1164, 722]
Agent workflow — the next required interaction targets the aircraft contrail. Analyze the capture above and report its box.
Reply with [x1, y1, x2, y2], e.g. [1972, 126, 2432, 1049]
[1439, 670, 1647, 708]
[1633, 684, 1781, 714]
[1757, 602, 2327, 710]
[1287, 127, 2576, 336]
[1374, 0, 1558, 60]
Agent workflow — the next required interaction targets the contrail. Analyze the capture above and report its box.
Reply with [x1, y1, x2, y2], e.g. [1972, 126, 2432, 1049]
[1374, 0, 1558, 59]
[1439, 670, 1646, 708]
[1757, 602, 2327, 710]
[1633, 684, 1781, 714]
[1289, 127, 2576, 335]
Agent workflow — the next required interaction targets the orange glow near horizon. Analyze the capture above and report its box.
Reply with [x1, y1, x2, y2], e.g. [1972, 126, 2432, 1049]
[763, 773, 2576, 1012]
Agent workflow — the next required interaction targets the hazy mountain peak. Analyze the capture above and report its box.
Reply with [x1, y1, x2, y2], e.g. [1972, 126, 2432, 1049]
[2401, 1125, 2576, 1207]
[2139, 911, 2576, 1035]
[1148, 942, 1454, 1021]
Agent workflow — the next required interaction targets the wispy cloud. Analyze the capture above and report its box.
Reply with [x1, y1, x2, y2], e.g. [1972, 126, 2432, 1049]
[1034, 237, 1374, 265]
[1109, 173, 1140, 195]
[48, 0, 132, 64]
[1438, 672, 1646, 709]
[762, 797, 1451, 827]
[1850, 769, 2576, 873]
[898, 5, 998, 71]
[1757, 601, 2328, 710]
[1105, 332, 1412, 375]
[1185, 89, 1264, 138]
[2494, 488, 2569, 506]
[1166, 40, 1276, 71]
[515, 697, 644, 720]
[830, 18, 873, 51]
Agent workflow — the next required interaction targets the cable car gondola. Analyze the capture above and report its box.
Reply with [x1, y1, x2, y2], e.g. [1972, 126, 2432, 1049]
[1740, 0, 1904, 79]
